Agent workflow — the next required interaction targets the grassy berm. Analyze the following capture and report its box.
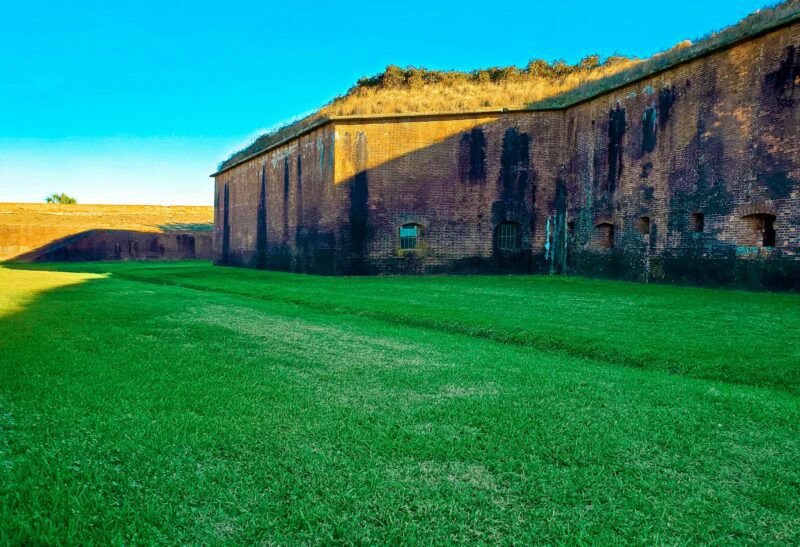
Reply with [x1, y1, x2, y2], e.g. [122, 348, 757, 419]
[1, 261, 798, 543]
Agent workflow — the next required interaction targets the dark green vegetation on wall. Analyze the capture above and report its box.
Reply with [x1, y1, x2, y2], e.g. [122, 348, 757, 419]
[1, 261, 798, 543]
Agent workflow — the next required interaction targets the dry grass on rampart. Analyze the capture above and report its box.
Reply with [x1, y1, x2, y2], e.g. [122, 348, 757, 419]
[219, 0, 799, 171]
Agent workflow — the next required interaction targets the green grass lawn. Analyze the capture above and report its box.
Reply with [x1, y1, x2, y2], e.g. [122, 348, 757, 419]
[1, 261, 798, 543]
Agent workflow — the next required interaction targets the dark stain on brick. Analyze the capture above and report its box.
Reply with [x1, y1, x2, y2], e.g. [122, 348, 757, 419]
[222, 182, 230, 265]
[552, 178, 568, 273]
[458, 127, 486, 182]
[348, 132, 371, 274]
[458, 134, 470, 181]
[468, 127, 486, 182]
[765, 45, 800, 107]
[296, 154, 303, 220]
[493, 127, 532, 224]
[349, 172, 369, 272]
[607, 104, 626, 193]
[760, 170, 795, 200]
[487, 127, 535, 271]
[649, 221, 658, 252]
[270, 157, 291, 270]
[295, 154, 317, 271]
[658, 86, 676, 127]
[640, 161, 653, 179]
[256, 164, 267, 269]
[283, 157, 290, 245]
[642, 105, 657, 154]
[757, 46, 799, 199]
[500, 128, 530, 198]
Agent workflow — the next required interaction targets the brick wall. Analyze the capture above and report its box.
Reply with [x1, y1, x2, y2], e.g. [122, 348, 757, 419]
[19, 230, 213, 262]
[0, 203, 213, 262]
[332, 112, 564, 274]
[562, 20, 800, 289]
[214, 19, 800, 290]
[214, 125, 342, 273]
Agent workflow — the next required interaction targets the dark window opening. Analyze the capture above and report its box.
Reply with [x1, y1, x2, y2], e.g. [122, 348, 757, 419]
[496, 222, 520, 251]
[637, 216, 650, 235]
[595, 223, 614, 249]
[691, 212, 704, 233]
[765, 221, 776, 247]
[742, 214, 776, 248]
[399, 223, 422, 250]
[567, 221, 575, 236]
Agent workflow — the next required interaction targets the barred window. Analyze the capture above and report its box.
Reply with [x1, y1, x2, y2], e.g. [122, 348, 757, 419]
[496, 222, 520, 251]
[399, 224, 421, 250]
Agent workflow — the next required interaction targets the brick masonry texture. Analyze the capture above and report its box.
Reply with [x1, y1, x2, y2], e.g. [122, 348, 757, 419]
[213, 20, 800, 290]
[0, 203, 214, 262]
[15, 230, 213, 262]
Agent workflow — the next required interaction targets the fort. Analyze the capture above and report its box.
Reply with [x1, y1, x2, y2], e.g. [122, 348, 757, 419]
[0, 203, 213, 262]
[212, 5, 800, 290]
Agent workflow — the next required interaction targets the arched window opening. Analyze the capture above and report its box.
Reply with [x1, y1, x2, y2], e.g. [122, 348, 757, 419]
[595, 222, 615, 249]
[399, 223, 423, 250]
[741, 214, 776, 248]
[496, 222, 521, 251]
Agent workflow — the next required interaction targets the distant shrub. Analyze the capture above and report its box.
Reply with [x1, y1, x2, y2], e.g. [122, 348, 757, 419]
[45, 193, 77, 204]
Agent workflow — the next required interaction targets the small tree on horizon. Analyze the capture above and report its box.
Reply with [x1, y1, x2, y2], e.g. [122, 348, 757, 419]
[45, 193, 77, 204]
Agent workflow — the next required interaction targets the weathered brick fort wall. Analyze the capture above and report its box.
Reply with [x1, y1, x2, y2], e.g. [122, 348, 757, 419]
[562, 21, 800, 288]
[0, 203, 214, 262]
[17, 229, 212, 262]
[214, 18, 800, 290]
[214, 125, 339, 272]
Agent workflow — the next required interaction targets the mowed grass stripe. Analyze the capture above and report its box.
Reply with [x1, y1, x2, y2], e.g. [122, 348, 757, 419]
[0, 264, 798, 543]
[31, 261, 800, 394]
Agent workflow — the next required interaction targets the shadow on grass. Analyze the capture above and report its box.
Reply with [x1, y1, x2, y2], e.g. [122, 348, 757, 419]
[5, 261, 800, 396]
[0, 265, 106, 321]
[1, 262, 800, 545]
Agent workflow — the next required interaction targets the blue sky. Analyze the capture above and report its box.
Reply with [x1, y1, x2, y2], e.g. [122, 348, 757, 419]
[0, 0, 772, 205]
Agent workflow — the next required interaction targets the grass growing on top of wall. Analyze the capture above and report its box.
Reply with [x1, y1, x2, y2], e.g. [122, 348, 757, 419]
[218, 0, 800, 171]
[1, 262, 798, 543]
[217, 56, 639, 170]
[532, 0, 800, 108]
